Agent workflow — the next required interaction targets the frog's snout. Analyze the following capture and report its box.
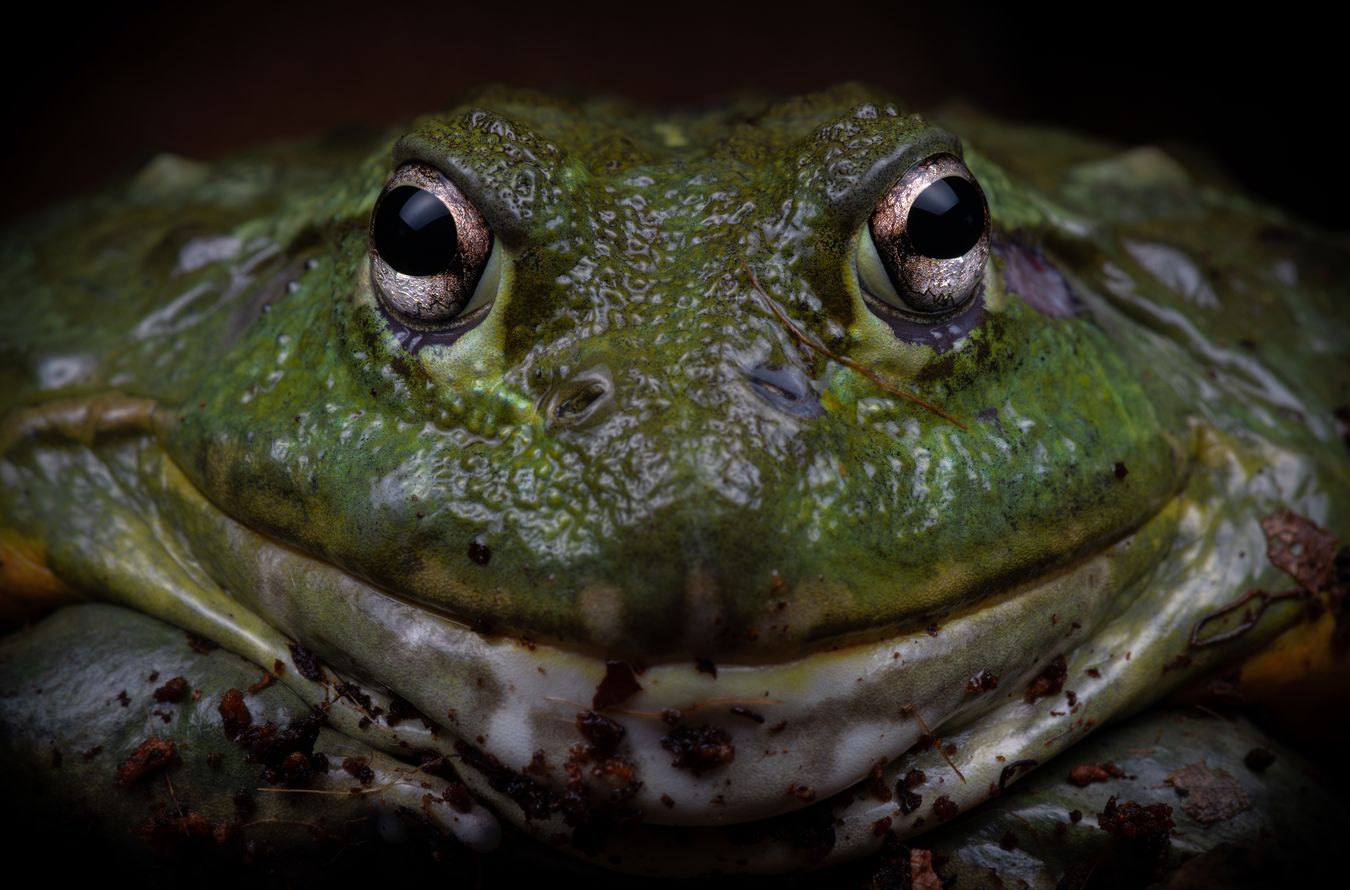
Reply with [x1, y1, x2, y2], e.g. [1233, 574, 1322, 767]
[540, 364, 615, 429]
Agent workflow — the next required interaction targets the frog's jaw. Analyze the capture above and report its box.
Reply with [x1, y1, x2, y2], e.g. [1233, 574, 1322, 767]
[153, 445, 1176, 829]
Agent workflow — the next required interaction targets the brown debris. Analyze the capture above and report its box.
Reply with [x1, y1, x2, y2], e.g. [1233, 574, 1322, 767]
[659, 724, 735, 775]
[247, 671, 275, 694]
[115, 738, 177, 789]
[788, 784, 816, 802]
[694, 657, 718, 678]
[592, 660, 643, 711]
[186, 632, 219, 654]
[218, 688, 252, 738]
[1025, 655, 1068, 703]
[1165, 762, 1251, 825]
[288, 642, 326, 682]
[342, 756, 375, 785]
[1098, 795, 1173, 841]
[1260, 508, 1338, 594]
[965, 669, 1000, 695]
[228, 709, 327, 786]
[1068, 761, 1125, 787]
[932, 795, 959, 821]
[152, 676, 189, 703]
[132, 808, 233, 849]
[576, 710, 626, 759]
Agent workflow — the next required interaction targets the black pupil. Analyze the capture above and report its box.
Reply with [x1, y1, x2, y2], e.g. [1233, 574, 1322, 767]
[373, 185, 458, 276]
[906, 177, 984, 259]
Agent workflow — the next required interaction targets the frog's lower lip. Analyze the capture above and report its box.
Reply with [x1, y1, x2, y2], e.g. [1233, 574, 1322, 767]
[165, 448, 1175, 838]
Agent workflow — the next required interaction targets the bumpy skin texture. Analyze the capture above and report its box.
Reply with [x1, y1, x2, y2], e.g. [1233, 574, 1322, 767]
[0, 85, 1347, 880]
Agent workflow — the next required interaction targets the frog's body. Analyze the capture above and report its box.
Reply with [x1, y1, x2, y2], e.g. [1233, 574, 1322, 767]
[0, 85, 1346, 880]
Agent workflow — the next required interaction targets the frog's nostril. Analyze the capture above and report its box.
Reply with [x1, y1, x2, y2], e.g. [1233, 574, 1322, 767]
[744, 365, 824, 418]
[543, 366, 614, 428]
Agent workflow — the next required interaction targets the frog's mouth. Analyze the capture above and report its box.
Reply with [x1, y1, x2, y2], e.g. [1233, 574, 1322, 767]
[137, 447, 1186, 873]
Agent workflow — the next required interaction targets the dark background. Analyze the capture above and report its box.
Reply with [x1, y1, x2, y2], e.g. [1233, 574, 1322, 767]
[4, 1, 1341, 228]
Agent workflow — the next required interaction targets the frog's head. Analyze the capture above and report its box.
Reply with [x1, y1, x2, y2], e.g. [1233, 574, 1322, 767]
[157, 85, 1300, 865]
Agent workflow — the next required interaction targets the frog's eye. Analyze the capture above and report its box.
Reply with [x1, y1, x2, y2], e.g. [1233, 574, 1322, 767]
[368, 162, 495, 329]
[859, 154, 990, 322]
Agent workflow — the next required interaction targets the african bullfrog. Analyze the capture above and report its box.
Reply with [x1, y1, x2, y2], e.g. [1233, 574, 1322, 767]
[0, 85, 1347, 883]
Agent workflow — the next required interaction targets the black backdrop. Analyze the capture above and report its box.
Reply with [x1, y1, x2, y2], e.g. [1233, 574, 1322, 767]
[5, 1, 1342, 229]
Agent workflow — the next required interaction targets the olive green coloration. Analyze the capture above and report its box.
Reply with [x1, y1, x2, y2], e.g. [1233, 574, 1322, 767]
[0, 85, 1346, 880]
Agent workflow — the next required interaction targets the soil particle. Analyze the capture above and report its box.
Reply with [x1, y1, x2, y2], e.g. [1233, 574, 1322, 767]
[864, 838, 945, 890]
[576, 710, 626, 759]
[788, 784, 816, 802]
[730, 706, 765, 724]
[661, 708, 683, 725]
[872, 816, 893, 837]
[131, 808, 233, 849]
[116, 690, 130, 707]
[288, 643, 326, 682]
[660, 794, 674, 808]
[152, 676, 189, 703]
[1069, 761, 1125, 787]
[592, 660, 642, 711]
[1243, 747, 1276, 773]
[1069, 808, 1083, 823]
[443, 782, 474, 813]
[694, 657, 717, 678]
[467, 536, 491, 566]
[866, 758, 892, 802]
[385, 695, 426, 728]
[965, 669, 1000, 694]
[342, 756, 375, 785]
[1098, 795, 1173, 844]
[455, 741, 566, 822]
[186, 633, 218, 654]
[218, 688, 252, 738]
[896, 767, 926, 815]
[660, 724, 735, 775]
[1165, 762, 1251, 825]
[115, 738, 177, 788]
[1261, 508, 1338, 593]
[932, 795, 959, 821]
[1025, 655, 1068, 703]
[229, 708, 327, 786]
[1114, 461, 1129, 479]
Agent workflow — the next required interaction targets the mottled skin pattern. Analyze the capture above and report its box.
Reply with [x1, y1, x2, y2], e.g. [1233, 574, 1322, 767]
[0, 85, 1346, 881]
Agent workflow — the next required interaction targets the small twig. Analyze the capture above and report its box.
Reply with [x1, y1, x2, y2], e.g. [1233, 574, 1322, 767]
[740, 259, 965, 429]
[902, 703, 967, 782]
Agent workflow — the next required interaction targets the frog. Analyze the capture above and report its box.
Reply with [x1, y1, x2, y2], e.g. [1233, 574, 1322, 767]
[0, 84, 1347, 885]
